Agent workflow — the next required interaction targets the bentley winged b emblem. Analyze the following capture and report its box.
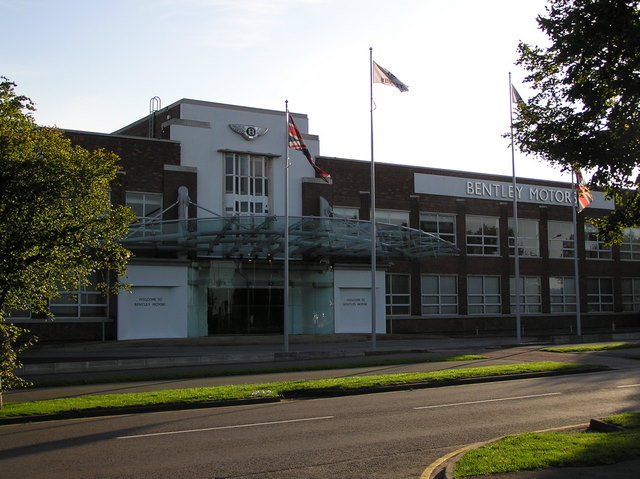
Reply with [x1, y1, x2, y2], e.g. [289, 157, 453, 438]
[229, 124, 269, 141]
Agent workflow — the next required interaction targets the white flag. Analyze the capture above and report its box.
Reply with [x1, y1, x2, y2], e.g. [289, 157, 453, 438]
[373, 61, 409, 92]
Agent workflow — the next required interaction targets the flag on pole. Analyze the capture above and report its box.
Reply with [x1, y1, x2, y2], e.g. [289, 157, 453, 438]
[288, 114, 331, 182]
[511, 85, 525, 106]
[373, 61, 409, 92]
[575, 169, 594, 212]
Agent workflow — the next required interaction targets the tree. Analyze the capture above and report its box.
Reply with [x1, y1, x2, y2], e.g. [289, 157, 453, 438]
[0, 323, 37, 408]
[513, 0, 640, 243]
[0, 78, 135, 400]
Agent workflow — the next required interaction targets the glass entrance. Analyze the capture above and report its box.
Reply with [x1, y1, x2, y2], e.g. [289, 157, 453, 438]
[207, 287, 284, 334]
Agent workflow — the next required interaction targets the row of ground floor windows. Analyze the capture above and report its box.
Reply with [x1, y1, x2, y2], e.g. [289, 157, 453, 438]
[386, 274, 640, 316]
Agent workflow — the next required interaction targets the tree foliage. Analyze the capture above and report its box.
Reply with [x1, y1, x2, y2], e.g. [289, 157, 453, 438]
[0, 323, 37, 408]
[513, 0, 640, 243]
[0, 77, 134, 318]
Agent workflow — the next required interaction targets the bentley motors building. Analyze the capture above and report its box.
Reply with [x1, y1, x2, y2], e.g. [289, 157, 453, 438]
[10, 98, 640, 341]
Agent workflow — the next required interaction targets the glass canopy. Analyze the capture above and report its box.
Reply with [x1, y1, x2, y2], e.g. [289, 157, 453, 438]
[123, 216, 458, 260]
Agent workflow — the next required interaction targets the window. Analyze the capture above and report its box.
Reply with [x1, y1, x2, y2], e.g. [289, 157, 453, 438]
[467, 275, 501, 314]
[621, 278, 640, 312]
[47, 272, 109, 320]
[333, 206, 359, 219]
[509, 276, 541, 313]
[585, 223, 612, 259]
[386, 274, 410, 315]
[420, 213, 456, 244]
[549, 277, 576, 313]
[421, 275, 457, 314]
[466, 216, 499, 255]
[548, 221, 575, 258]
[224, 153, 269, 215]
[508, 218, 539, 257]
[587, 277, 614, 312]
[376, 209, 409, 226]
[620, 227, 640, 261]
[126, 191, 163, 235]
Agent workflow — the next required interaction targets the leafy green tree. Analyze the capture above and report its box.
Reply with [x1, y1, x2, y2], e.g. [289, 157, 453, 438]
[0, 324, 37, 408]
[0, 77, 135, 399]
[513, 0, 640, 242]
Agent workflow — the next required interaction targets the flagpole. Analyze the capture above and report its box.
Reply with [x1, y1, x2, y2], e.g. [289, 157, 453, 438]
[284, 101, 290, 352]
[571, 170, 582, 337]
[509, 73, 522, 343]
[369, 47, 377, 349]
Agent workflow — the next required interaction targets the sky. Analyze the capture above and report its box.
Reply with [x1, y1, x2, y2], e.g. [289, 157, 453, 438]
[1, 0, 568, 182]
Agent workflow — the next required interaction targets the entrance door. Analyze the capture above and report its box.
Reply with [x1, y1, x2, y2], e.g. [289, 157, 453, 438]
[207, 287, 284, 334]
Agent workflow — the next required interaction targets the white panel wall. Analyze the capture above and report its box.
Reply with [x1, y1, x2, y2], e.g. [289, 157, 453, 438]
[334, 269, 386, 334]
[117, 264, 189, 340]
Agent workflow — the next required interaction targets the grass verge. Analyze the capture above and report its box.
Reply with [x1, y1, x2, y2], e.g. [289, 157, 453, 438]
[542, 342, 640, 353]
[1, 361, 587, 419]
[453, 412, 640, 478]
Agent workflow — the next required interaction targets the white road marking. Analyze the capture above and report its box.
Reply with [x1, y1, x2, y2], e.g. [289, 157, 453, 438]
[117, 415, 334, 439]
[617, 384, 640, 388]
[413, 392, 562, 410]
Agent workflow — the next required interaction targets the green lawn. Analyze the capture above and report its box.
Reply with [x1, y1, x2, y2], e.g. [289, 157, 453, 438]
[543, 342, 640, 353]
[1, 361, 587, 419]
[454, 412, 640, 478]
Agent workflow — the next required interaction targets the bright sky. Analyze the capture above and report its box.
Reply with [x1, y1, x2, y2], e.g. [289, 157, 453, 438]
[1, 0, 568, 182]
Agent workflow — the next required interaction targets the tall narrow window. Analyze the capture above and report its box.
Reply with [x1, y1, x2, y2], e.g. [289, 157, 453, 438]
[385, 274, 410, 315]
[420, 213, 456, 244]
[549, 277, 576, 313]
[509, 276, 541, 313]
[508, 219, 539, 257]
[224, 153, 269, 215]
[587, 277, 614, 312]
[621, 278, 640, 312]
[548, 221, 575, 258]
[466, 216, 499, 256]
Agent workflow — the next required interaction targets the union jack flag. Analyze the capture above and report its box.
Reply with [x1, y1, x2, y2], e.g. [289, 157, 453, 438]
[575, 169, 593, 212]
[288, 115, 331, 182]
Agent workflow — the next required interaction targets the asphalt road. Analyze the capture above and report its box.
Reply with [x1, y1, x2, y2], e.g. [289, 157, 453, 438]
[1, 367, 638, 479]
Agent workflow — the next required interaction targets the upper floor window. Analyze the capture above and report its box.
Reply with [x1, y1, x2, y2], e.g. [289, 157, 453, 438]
[126, 191, 163, 223]
[508, 218, 539, 257]
[126, 191, 163, 235]
[548, 221, 575, 258]
[224, 153, 269, 215]
[420, 213, 456, 244]
[585, 223, 612, 260]
[620, 227, 640, 261]
[466, 215, 499, 256]
[376, 209, 409, 227]
[333, 206, 359, 219]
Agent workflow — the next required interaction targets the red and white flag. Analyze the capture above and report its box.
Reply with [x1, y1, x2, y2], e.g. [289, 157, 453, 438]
[288, 115, 331, 182]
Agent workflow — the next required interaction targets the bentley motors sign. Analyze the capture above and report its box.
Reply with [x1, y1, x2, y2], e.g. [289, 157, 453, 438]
[414, 172, 613, 209]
